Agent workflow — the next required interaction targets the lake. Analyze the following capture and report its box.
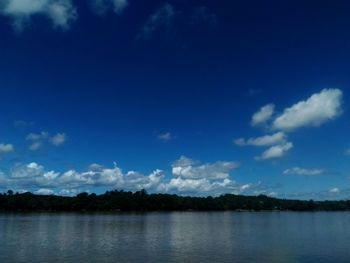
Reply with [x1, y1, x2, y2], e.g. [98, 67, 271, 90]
[1, 212, 349, 262]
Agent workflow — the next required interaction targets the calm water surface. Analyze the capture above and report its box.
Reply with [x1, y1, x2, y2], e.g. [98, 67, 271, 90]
[1, 212, 350, 263]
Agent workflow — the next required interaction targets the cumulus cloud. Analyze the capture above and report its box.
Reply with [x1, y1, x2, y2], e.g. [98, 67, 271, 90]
[235, 132, 286, 147]
[283, 167, 324, 176]
[11, 162, 45, 178]
[0, 0, 77, 31]
[235, 132, 291, 161]
[171, 156, 239, 180]
[3, 162, 164, 194]
[158, 156, 255, 195]
[0, 156, 277, 197]
[138, 3, 175, 39]
[161, 177, 230, 193]
[273, 89, 343, 132]
[256, 142, 293, 160]
[90, 0, 128, 15]
[0, 143, 14, 154]
[251, 104, 275, 127]
[238, 89, 343, 161]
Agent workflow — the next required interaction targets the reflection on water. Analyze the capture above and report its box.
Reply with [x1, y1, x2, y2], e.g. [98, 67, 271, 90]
[1, 212, 350, 263]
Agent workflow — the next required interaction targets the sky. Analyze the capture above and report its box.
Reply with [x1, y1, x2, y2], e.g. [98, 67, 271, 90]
[0, 0, 349, 199]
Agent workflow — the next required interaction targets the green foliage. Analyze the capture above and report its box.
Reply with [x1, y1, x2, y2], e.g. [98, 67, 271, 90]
[0, 190, 349, 212]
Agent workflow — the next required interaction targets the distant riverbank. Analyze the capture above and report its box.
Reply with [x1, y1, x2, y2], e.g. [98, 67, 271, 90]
[1, 190, 349, 212]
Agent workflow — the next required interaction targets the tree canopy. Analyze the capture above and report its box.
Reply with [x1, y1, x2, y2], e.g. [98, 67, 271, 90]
[0, 190, 348, 212]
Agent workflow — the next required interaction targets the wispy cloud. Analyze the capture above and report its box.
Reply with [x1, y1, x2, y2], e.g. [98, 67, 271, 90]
[29, 141, 43, 151]
[26, 131, 49, 141]
[247, 89, 263, 96]
[158, 132, 173, 142]
[283, 167, 324, 176]
[26, 131, 66, 150]
[283, 187, 347, 200]
[235, 132, 286, 147]
[0, 0, 77, 31]
[90, 0, 128, 15]
[13, 120, 34, 128]
[137, 4, 218, 41]
[0, 143, 14, 154]
[137, 3, 176, 40]
[50, 133, 66, 146]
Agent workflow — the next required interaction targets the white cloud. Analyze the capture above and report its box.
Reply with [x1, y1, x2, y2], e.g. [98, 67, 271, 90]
[172, 156, 239, 180]
[26, 131, 49, 141]
[273, 89, 343, 132]
[58, 188, 80, 196]
[0, 143, 14, 154]
[26, 131, 66, 150]
[256, 142, 293, 160]
[0, 157, 279, 197]
[112, 0, 128, 14]
[29, 141, 43, 151]
[268, 191, 278, 197]
[283, 167, 324, 176]
[329, 187, 340, 194]
[158, 132, 172, 142]
[251, 104, 275, 127]
[11, 162, 44, 178]
[162, 177, 221, 193]
[157, 156, 253, 195]
[3, 162, 164, 193]
[345, 149, 350, 156]
[235, 132, 286, 147]
[238, 89, 343, 162]
[50, 133, 66, 146]
[138, 3, 175, 39]
[35, 188, 54, 195]
[0, 0, 77, 31]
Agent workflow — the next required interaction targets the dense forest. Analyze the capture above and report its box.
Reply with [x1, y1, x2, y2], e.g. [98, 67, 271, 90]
[0, 189, 349, 212]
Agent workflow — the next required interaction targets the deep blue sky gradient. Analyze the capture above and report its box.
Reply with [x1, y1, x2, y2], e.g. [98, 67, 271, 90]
[0, 0, 349, 198]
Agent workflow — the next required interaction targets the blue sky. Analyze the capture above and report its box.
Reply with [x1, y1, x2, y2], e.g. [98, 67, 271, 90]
[0, 0, 349, 199]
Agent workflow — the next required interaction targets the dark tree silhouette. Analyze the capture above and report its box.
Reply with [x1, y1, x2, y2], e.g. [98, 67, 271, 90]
[0, 190, 349, 212]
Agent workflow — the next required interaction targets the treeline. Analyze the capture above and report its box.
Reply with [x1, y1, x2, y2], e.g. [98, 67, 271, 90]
[0, 189, 349, 212]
